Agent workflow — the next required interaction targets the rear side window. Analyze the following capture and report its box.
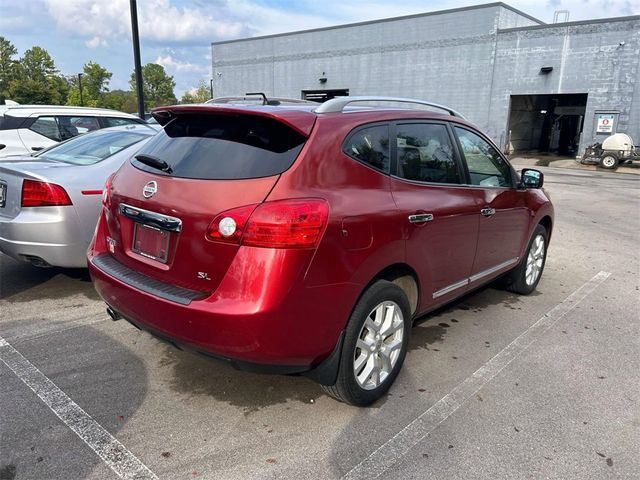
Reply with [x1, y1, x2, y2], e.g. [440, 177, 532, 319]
[30, 117, 61, 141]
[396, 123, 460, 184]
[343, 124, 390, 173]
[132, 114, 306, 180]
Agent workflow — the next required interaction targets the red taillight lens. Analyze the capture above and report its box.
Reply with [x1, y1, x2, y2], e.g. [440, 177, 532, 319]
[102, 174, 114, 206]
[206, 199, 329, 249]
[206, 204, 257, 244]
[21, 179, 72, 207]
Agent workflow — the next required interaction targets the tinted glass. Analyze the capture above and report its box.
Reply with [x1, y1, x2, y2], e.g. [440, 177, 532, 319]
[343, 124, 390, 173]
[104, 117, 141, 127]
[455, 127, 512, 188]
[65, 116, 100, 134]
[132, 114, 306, 180]
[37, 130, 148, 165]
[30, 117, 61, 141]
[396, 123, 460, 184]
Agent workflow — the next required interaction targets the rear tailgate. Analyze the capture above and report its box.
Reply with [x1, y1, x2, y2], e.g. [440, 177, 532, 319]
[104, 109, 315, 293]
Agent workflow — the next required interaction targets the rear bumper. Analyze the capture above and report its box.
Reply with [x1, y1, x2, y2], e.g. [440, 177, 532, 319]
[0, 206, 86, 267]
[88, 252, 360, 369]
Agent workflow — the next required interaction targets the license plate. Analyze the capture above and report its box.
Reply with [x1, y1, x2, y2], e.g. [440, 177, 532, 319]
[0, 182, 6, 208]
[132, 223, 170, 263]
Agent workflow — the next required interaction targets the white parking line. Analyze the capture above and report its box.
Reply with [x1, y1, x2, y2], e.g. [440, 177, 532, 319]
[0, 336, 158, 480]
[343, 271, 611, 480]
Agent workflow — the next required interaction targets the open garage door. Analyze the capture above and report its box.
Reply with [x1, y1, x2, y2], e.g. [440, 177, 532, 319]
[507, 94, 587, 157]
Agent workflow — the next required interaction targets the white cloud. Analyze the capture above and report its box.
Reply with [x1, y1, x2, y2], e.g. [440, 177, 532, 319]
[42, 0, 246, 45]
[155, 54, 207, 73]
[85, 36, 108, 48]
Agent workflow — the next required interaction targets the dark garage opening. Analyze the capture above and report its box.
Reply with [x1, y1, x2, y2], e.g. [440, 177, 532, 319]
[507, 94, 588, 157]
[302, 89, 349, 103]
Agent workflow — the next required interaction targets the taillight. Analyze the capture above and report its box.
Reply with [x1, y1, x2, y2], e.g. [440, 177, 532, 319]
[21, 179, 72, 207]
[206, 199, 329, 249]
[102, 174, 114, 206]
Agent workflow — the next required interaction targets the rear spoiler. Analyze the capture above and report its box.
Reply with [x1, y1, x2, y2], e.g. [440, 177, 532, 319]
[150, 105, 316, 137]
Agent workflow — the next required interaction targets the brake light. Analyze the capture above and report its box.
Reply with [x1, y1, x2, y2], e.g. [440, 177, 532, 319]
[206, 199, 329, 249]
[21, 179, 72, 207]
[102, 174, 114, 206]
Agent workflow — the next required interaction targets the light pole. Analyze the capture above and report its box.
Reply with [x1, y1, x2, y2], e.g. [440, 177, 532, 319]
[210, 79, 214, 99]
[78, 73, 84, 106]
[130, 0, 145, 119]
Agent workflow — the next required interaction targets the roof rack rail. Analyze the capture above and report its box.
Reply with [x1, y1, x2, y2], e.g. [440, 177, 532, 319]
[314, 96, 465, 119]
[206, 95, 316, 106]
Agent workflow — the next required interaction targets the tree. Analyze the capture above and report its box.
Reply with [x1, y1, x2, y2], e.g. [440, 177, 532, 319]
[130, 63, 176, 111]
[7, 46, 64, 104]
[66, 61, 113, 107]
[0, 36, 18, 102]
[103, 89, 137, 113]
[180, 79, 211, 104]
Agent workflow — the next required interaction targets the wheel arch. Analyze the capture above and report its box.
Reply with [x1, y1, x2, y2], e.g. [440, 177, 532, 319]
[362, 263, 420, 317]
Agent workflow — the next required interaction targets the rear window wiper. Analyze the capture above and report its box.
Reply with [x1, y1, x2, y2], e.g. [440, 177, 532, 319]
[135, 154, 173, 174]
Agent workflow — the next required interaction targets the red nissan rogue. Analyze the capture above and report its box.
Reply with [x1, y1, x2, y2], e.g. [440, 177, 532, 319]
[88, 96, 553, 406]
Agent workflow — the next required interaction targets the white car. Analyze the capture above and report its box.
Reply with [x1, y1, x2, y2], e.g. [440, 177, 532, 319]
[0, 104, 146, 158]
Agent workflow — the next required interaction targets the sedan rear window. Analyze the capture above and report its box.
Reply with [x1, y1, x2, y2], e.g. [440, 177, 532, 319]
[37, 130, 148, 165]
[131, 114, 306, 180]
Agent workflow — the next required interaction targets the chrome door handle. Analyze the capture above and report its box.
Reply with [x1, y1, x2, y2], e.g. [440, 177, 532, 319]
[481, 207, 495, 217]
[408, 213, 434, 224]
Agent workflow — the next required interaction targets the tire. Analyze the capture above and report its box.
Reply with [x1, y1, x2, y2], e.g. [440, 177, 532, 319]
[322, 280, 411, 406]
[600, 154, 618, 169]
[503, 224, 548, 295]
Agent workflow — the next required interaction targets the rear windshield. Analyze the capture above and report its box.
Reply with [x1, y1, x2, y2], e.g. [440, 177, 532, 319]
[37, 130, 149, 165]
[131, 114, 307, 180]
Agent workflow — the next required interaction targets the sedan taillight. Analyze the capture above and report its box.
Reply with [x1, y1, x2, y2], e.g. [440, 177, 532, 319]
[21, 179, 72, 207]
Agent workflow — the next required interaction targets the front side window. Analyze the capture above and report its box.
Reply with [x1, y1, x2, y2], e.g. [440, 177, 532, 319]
[343, 124, 390, 173]
[396, 123, 460, 184]
[104, 117, 141, 128]
[455, 127, 512, 188]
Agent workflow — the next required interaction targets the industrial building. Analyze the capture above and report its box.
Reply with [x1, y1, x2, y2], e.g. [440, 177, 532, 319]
[211, 2, 639, 156]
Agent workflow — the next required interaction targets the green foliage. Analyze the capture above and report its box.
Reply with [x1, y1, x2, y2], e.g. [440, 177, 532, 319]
[103, 89, 137, 113]
[66, 61, 113, 107]
[4, 44, 68, 105]
[180, 79, 211, 104]
[130, 63, 177, 111]
[0, 36, 18, 102]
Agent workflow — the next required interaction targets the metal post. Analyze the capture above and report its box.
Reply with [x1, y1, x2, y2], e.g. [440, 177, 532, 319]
[130, 0, 145, 119]
[78, 73, 84, 106]
[210, 79, 214, 99]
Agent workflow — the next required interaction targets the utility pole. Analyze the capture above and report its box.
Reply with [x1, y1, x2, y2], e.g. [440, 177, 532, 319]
[78, 73, 84, 106]
[129, 0, 145, 119]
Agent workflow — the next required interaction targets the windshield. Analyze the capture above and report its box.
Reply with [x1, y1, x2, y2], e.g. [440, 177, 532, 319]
[37, 130, 149, 165]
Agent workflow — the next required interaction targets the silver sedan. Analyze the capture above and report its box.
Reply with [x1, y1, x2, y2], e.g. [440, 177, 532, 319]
[0, 124, 159, 268]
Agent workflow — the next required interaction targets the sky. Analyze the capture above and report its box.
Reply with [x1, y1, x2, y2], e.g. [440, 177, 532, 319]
[2, 0, 639, 98]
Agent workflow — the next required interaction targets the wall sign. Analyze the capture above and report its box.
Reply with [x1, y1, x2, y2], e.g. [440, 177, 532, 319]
[596, 114, 615, 133]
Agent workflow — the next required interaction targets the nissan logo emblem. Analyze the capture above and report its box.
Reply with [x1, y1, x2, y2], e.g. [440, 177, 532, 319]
[142, 181, 158, 199]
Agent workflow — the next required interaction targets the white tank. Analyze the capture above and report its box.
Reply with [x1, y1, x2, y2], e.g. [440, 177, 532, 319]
[601, 133, 633, 154]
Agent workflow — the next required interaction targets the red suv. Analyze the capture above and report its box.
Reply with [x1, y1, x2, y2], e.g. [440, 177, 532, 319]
[88, 96, 553, 406]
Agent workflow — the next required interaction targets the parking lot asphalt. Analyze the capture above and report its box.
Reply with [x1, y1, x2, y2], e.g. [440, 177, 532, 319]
[1, 166, 638, 480]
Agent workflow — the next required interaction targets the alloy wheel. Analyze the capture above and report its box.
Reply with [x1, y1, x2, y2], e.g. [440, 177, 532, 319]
[525, 234, 545, 286]
[353, 301, 404, 390]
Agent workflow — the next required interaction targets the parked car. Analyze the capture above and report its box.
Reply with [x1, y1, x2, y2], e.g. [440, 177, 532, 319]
[0, 105, 146, 158]
[0, 124, 159, 268]
[88, 96, 553, 406]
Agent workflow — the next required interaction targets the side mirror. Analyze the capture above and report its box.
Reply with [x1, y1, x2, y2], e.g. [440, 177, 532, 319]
[520, 168, 544, 189]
